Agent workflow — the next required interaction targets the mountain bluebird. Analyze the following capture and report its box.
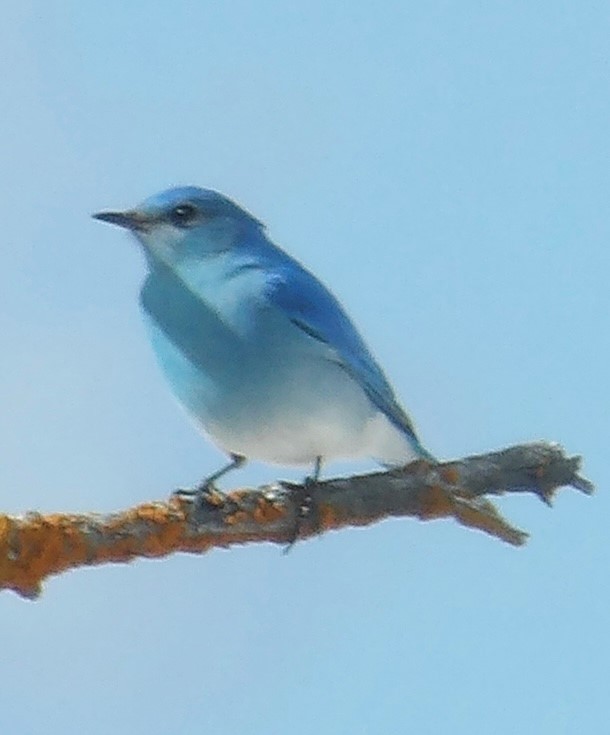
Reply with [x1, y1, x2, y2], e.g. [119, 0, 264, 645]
[93, 186, 432, 491]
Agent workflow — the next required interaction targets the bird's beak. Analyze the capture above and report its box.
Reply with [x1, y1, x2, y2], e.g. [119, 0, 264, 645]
[92, 210, 148, 231]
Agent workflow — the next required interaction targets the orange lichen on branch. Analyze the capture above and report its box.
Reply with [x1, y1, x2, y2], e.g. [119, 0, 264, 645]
[416, 484, 455, 520]
[317, 503, 339, 529]
[0, 513, 88, 599]
[0, 441, 594, 599]
[252, 497, 284, 525]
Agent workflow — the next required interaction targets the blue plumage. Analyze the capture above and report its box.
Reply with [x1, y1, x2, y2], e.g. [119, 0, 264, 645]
[94, 186, 432, 480]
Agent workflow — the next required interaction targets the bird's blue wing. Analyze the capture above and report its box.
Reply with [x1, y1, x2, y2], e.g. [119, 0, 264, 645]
[265, 264, 429, 456]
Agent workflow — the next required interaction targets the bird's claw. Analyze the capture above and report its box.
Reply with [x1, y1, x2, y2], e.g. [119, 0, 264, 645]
[284, 478, 321, 552]
[172, 483, 227, 508]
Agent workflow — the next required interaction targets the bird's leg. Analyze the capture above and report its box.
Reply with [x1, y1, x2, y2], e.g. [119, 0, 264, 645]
[285, 456, 322, 551]
[199, 453, 247, 489]
[308, 456, 322, 485]
[174, 453, 246, 505]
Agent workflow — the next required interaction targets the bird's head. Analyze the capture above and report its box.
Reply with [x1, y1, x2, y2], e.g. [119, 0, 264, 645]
[93, 186, 262, 266]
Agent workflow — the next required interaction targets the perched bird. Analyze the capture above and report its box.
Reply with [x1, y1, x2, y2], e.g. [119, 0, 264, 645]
[93, 186, 432, 490]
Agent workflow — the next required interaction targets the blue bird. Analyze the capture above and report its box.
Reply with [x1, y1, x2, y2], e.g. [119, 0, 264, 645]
[93, 186, 432, 490]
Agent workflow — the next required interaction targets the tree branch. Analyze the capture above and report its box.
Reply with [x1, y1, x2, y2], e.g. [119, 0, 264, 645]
[0, 441, 593, 599]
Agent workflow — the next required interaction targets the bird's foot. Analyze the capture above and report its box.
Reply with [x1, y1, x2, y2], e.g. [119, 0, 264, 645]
[171, 454, 245, 509]
[172, 482, 227, 509]
[284, 474, 321, 552]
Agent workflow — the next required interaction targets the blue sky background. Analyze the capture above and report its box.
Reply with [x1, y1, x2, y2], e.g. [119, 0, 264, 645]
[1, 2, 607, 733]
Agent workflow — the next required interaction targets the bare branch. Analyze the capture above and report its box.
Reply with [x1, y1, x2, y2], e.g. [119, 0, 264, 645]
[0, 441, 593, 599]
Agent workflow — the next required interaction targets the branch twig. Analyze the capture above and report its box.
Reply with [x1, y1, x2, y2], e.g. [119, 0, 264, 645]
[0, 441, 593, 599]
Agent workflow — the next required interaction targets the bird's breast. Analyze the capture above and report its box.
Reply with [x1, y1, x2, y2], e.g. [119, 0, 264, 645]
[139, 259, 304, 414]
[138, 261, 413, 465]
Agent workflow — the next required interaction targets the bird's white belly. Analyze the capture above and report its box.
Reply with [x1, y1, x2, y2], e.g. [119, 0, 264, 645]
[207, 354, 376, 464]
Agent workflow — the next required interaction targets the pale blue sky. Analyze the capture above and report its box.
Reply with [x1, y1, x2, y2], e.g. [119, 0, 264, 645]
[1, 2, 607, 733]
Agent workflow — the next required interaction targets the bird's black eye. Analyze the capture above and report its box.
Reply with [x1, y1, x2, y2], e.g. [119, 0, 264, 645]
[169, 203, 198, 228]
